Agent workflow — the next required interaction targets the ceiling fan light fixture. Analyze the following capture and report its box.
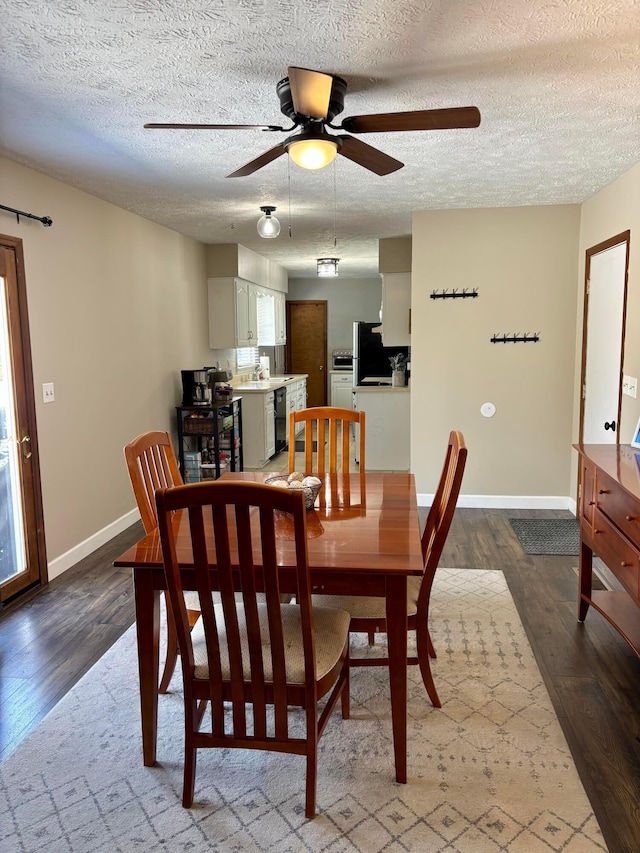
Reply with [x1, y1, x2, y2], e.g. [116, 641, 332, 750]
[317, 257, 339, 277]
[257, 205, 281, 238]
[287, 137, 338, 170]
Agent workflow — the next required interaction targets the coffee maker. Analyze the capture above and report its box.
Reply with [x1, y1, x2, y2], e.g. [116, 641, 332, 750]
[207, 368, 233, 401]
[181, 369, 211, 406]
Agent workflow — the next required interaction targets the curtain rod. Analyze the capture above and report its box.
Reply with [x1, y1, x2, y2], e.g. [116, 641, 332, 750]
[0, 203, 53, 227]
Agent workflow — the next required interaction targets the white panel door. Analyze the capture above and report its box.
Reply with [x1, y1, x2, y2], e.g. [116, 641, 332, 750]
[582, 242, 627, 444]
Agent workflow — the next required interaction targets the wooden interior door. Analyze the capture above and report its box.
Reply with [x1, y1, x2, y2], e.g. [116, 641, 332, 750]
[0, 235, 47, 605]
[286, 301, 327, 407]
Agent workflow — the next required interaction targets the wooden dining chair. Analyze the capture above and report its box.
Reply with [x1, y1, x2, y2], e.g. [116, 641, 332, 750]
[289, 406, 365, 474]
[155, 480, 351, 816]
[124, 430, 200, 693]
[313, 430, 467, 708]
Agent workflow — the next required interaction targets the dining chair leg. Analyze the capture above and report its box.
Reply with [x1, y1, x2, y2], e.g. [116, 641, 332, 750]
[416, 622, 441, 708]
[427, 630, 437, 659]
[305, 721, 319, 818]
[340, 660, 350, 720]
[159, 593, 179, 694]
[182, 701, 198, 808]
[367, 630, 376, 646]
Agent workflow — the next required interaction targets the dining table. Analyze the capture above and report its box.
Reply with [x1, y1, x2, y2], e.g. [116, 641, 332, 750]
[113, 470, 424, 784]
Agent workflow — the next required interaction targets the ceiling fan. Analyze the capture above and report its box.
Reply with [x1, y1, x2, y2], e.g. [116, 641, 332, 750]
[144, 66, 481, 178]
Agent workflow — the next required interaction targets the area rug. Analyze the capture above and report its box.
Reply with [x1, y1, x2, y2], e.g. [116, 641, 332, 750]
[0, 569, 606, 852]
[509, 518, 580, 555]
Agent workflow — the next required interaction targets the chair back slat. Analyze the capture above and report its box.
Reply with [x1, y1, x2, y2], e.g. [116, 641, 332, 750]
[421, 431, 468, 571]
[156, 480, 312, 742]
[289, 406, 365, 474]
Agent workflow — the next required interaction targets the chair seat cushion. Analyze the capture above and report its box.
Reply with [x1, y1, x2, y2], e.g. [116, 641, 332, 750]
[312, 575, 422, 621]
[191, 603, 350, 684]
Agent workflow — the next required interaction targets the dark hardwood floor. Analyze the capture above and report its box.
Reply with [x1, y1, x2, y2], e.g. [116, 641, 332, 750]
[1, 508, 639, 852]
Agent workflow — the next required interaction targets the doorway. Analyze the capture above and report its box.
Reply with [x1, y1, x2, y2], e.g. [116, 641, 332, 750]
[0, 235, 47, 605]
[286, 301, 328, 407]
[579, 231, 630, 444]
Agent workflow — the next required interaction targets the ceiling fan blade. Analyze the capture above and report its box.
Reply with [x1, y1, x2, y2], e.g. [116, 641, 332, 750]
[288, 66, 333, 119]
[144, 122, 285, 131]
[340, 106, 481, 134]
[337, 135, 403, 176]
[226, 143, 286, 178]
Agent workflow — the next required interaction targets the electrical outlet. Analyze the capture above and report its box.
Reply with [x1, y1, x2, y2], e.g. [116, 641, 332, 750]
[42, 382, 55, 403]
[628, 376, 638, 398]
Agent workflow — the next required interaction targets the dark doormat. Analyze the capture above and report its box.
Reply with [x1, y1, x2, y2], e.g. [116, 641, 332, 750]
[509, 518, 580, 555]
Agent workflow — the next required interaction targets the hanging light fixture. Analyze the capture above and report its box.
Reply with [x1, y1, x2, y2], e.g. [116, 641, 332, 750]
[317, 257, 339, 277]
[285, 129, 340, 171]
[256, 206, 281, 238]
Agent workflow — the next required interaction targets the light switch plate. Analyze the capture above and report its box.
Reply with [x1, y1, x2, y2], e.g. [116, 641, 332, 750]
[623, 375, 637, 398]
[42, 382, 55, 403]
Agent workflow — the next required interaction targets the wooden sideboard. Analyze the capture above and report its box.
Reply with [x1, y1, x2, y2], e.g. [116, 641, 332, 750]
[575, 443, 640, 657]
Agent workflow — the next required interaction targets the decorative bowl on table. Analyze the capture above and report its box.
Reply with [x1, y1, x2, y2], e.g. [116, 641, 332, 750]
[265, 472, 323, 510]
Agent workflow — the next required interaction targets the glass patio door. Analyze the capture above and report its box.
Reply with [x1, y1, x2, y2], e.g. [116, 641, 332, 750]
[0, 237, 46, 604]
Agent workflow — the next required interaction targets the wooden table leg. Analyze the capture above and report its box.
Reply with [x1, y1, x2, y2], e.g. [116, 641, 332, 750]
[578, 538, 593, 622]
[386, 575, 408, 784]
[134, 569, 160, 766]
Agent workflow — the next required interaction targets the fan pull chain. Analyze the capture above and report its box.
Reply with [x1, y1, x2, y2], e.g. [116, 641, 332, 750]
[333, 160, 337, 249]
[287, 158, 292, 237]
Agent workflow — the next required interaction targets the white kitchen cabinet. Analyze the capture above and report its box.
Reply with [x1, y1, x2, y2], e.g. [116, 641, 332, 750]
[353, 387, 410, 470]
[285, 378, 307, 443]
[330, 371, 354, 410]
[286, 382, 297, 445]
[241, 390, 275, 467]
[381, 272, 411, 346]
[208, 277, 258, 348]
[264, 392, 275, 459]
[274, 290, 287, 345]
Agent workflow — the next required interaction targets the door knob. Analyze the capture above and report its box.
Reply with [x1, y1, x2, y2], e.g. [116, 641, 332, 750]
[604, 420, 616, 431]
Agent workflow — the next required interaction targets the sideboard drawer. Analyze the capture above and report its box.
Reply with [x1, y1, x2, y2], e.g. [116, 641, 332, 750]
[593, 506, 640, 600]
[596, 469, 640, 547]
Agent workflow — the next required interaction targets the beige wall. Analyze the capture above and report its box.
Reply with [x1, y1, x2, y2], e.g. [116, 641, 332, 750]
[575, 162, 640, 447]
[411, 205, 580, 502]
[0, 157, 209, 576]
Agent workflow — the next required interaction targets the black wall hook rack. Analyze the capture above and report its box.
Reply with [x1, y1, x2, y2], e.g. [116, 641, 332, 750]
[490, 332, 540, 344]
[0, 203, 53, 227]
[430, 288, 478, 300]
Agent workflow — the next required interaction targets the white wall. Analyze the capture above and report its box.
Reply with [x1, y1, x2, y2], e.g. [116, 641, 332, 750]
[411, 205, 581, 505]
[0, 157, 210, 577]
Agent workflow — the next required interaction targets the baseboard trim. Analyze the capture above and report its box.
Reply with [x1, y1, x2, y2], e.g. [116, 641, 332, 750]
[47, 509, 140, 581]
[417, 493, 574, 511]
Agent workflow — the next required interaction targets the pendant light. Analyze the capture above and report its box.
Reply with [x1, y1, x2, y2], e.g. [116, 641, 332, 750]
[256, 206, 281, 238]
[317, 257, 339, 276]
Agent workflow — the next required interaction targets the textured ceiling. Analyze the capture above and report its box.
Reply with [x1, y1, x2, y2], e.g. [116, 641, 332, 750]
[1, 0, 639, 278]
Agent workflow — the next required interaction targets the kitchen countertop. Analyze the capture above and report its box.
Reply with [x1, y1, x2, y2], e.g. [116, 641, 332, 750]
[232, 374, 308, 393]
[354, 384, 410, 393]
